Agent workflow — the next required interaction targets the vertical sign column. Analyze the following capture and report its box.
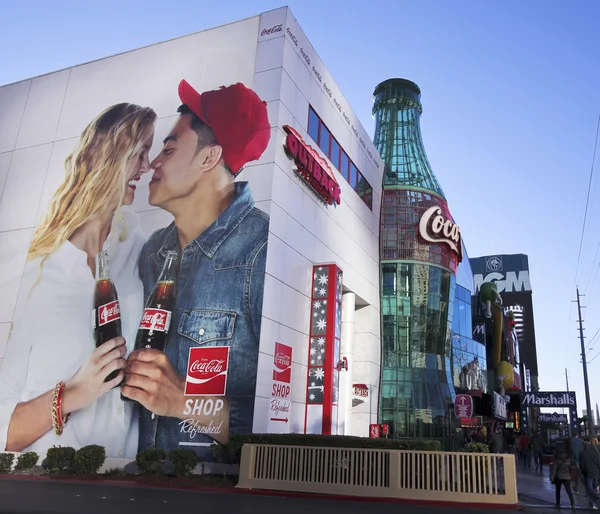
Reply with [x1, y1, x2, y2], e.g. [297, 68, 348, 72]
[304, 264, 343, 435]
[268, 342, 293, 433]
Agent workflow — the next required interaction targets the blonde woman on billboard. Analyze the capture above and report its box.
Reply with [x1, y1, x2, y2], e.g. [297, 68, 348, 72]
[0, 103, 156, 458]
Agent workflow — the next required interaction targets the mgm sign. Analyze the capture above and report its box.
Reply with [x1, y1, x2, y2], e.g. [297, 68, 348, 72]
[521, 392, 578, 435]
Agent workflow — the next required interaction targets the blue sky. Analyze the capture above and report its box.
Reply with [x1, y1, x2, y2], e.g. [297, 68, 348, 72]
[2, 0, 600, 418]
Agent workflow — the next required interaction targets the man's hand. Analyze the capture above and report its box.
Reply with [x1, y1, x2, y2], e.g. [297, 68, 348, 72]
[121, 349, 185, 417]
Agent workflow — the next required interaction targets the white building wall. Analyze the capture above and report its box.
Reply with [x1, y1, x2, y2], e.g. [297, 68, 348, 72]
[250, 8, 382, 437]
[0, 7, 382, 438]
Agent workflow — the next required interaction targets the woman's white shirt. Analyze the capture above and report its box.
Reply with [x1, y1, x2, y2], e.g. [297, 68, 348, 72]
[0, 207, 145, 457]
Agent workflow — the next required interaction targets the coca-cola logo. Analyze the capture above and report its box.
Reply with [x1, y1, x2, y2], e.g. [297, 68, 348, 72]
[98, 300, 120, 326]
[274, 352, 291, 369]
[185, 346, 230, 396]
[286, 27, 298, 46]
[139, 308, 170, 333]
[418, 205, 462, 258]
[272, 342, 292, 384]
[190, 359, 225, 374]
[261, 24, 282, 36]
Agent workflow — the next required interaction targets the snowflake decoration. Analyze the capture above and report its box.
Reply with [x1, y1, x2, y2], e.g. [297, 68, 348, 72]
[309, 393, 315, 401]
[321, 309, 325, 315]
[317, 337, 325, 346]
[310, 359, 315, 365]
[311, 382, 316, 387]
[313, 301, 321, 310]
[317, 274, 328, 286]
[310, 348, 316, 355]
[312, 368, 325, 380]
[318, 288, 327, 296]
[316, 319, 326, 330]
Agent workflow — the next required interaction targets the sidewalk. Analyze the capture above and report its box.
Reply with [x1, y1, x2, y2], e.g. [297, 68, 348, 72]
[517, 462, 594, 510]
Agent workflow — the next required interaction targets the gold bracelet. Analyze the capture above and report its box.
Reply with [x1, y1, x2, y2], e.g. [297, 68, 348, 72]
[51, 382, 70, 436]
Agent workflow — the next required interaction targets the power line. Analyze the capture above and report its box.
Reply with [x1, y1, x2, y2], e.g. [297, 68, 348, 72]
[585, 325, 600, 351]
[583, 326, 600, 361]
[569, 113, 600, 358]
[574, 114, 600, 282]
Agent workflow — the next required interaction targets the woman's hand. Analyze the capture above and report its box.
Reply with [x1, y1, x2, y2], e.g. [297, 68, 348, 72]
[62, 337, 127, 414]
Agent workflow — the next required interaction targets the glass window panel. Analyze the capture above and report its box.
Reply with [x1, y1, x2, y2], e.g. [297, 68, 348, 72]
[341, 152, 349, 181]
[319, 124, 331, 157]
[349, 162, 358, 188]
[330, 138, 341, 170]
[357, 172, 367, 195]
[308, 107, 319, 144]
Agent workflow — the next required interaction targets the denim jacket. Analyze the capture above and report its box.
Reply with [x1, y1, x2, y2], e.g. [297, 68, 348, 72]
[137, 182, 268, 460]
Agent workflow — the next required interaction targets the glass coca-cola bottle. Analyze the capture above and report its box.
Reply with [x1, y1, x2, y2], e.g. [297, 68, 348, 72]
[92, 250, 122, 383]
[122, 250, 179, 403]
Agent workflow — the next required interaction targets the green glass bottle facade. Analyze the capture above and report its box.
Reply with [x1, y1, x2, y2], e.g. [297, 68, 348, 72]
[373, 79, 444, 195]
[374, 79, 458, 441]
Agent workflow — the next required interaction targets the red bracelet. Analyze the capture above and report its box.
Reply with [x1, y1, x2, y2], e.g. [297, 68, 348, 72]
[52, 382, 70, 435]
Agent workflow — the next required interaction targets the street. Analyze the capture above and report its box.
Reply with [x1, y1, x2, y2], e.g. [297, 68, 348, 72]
[0, 477, 525, 514]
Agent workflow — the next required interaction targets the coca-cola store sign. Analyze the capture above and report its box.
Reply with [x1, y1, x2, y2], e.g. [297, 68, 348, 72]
[418, 205, 462, 260]
[185, 346, 230, 396]
[283, 125, 341, 206]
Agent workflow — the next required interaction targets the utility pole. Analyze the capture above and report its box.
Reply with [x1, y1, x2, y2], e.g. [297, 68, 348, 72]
[565, 368, 570, 392]
[577, 287, 593, 437]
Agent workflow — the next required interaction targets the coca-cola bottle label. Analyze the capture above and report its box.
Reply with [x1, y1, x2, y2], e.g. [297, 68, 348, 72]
[139, 308, 172, 333]
[98, 300, 121, 326]
[184, 346, 230, 396]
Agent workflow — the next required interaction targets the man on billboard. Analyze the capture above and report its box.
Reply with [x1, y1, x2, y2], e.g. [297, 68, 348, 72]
[121, 80, 271, 458]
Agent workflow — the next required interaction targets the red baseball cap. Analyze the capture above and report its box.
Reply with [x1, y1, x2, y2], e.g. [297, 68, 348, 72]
[178, 80, 271, 175]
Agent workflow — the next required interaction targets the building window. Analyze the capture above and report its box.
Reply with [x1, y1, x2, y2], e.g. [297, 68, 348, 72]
[307, 106, 373, 210]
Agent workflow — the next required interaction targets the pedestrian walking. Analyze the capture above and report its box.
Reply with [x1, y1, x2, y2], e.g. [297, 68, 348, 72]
[571, 434, 584, 494]
[579, 442, 600, 509]
[532, 433, 544, 472]
[550, 444, 576, 510]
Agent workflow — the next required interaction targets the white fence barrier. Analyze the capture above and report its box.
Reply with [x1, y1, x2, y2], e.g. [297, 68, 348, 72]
[238, 444, 518, 505]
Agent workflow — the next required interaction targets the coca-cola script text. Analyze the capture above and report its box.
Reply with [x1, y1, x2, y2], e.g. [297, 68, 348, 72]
[98, 301, 120, 326]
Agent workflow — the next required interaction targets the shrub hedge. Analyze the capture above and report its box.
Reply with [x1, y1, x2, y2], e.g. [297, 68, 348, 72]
[46, 447, 76, 471]
[0, 453, 14, 473]
[462, 442, 490, 453]
[210, 433, 442, 465]
[15, 452, 38, 471]
[168, 449, 198, 476]
[74, 445, 106, 475]
[136, 447, 167, 475]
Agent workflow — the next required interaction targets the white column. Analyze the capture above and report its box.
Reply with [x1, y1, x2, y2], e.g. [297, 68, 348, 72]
[340, 292, 356, 435]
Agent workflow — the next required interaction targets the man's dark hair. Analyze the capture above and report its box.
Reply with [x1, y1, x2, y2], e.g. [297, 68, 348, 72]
[177, 104, 234, 177]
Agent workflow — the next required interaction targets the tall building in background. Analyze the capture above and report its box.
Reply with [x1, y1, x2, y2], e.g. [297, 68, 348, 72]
[469, 254, 538, 391]
[373, 79, 464, 440]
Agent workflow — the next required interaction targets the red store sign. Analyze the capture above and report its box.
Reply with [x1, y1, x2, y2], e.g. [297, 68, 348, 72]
[283, 125, 341, 206]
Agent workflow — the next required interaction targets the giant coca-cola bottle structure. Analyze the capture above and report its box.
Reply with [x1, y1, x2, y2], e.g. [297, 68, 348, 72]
[92, 250, 122, 383]
[122, 250, 178, 403]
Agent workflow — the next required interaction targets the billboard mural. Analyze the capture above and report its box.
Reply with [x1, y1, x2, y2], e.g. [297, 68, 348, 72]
[0, 17, 272, 462]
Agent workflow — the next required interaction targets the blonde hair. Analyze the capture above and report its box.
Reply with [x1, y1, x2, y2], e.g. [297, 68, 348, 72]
[28, 103, 157, 266]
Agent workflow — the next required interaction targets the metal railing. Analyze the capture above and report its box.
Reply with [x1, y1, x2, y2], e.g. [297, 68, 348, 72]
[238, 444, 518, 505]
